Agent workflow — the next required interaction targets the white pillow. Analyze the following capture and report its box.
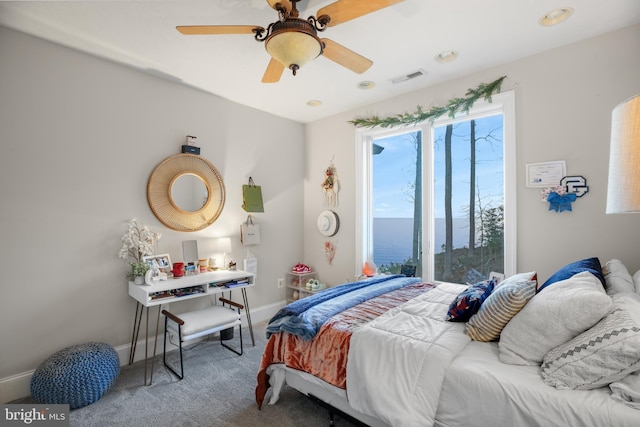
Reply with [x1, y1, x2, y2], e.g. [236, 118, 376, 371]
[542, 292, 640, 390]
[634, 269, 640, 294]
[603, 259, 635, 295]
[499, 271, 612, 366]
[496, 271, 537, 288]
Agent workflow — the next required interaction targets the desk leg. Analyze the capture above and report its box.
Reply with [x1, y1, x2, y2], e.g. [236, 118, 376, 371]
[129, 304, 160, 386]
[241, 288, 255, 346]
[129, 302, 143, 365]
[149, 306, 161, 386]
[144, 306, 150, 386]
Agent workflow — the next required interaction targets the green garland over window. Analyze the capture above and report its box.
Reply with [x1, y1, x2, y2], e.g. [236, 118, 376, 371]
[349, 76, 507, 129]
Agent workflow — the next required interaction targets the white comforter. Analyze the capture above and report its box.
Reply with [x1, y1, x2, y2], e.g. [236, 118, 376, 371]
[346, 282, 470, 427]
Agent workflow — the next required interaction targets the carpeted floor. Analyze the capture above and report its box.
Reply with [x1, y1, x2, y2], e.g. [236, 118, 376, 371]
[14, 322, 359, 427]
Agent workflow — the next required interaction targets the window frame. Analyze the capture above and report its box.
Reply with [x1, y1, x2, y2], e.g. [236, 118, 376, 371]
[355, 90, 516, 281]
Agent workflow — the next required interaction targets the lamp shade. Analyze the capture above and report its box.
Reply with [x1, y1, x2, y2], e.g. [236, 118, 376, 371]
[606, 94, 640, 213]
[213, 237, 232, 254]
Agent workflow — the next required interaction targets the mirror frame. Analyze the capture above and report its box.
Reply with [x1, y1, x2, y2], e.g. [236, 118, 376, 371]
[147, 154, 225, 231]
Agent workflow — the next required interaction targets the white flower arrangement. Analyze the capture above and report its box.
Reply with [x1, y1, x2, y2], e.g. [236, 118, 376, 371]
[118, 218, 161, 276]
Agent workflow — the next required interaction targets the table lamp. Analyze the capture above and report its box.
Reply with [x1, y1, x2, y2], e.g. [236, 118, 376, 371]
[210, 237, 232, 270]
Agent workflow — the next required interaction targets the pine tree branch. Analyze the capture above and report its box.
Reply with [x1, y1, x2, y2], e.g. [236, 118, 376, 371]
[349, 76, 507, 129]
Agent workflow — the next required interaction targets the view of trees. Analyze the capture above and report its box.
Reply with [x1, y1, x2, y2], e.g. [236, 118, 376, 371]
[374, 114, 504, 284]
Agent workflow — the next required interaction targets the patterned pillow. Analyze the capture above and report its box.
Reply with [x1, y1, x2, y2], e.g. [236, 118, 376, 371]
[541, 292, 640, 390]
[634, 269, 640, 294]
[465, 273, 537, 342]
[538, 257, 605, 293]
[446, 279, 495, 322]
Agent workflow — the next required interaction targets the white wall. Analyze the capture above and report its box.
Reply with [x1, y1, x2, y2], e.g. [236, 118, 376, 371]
[304, 24, 640, 286]
[0, 26, 304, 400]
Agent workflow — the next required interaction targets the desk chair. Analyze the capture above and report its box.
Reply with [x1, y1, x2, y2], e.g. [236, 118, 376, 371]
[162, 297, 243, 380]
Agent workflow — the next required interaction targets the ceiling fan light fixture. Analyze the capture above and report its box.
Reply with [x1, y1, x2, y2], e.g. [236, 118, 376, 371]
[265, 19, 323, 75]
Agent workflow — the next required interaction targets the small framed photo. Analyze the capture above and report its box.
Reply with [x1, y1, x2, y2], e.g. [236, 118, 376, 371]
[489, 271, 505, 285]
[143, 254, 172, 274]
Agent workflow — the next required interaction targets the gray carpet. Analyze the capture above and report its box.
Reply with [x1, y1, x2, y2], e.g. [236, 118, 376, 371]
[15, 321, 359, 427]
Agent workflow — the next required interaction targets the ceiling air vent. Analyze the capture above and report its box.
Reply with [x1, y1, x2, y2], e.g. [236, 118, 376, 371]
[391, 69, 427, 84]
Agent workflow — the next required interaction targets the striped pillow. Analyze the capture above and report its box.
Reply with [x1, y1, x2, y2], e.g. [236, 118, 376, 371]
[465, 274, 537, 342]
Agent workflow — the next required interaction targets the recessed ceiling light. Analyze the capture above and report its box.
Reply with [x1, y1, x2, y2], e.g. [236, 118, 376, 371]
[357, 81, 376, 90]
[539, 7, 574, 26]
[306, 100, 322, 107]
[434, 50, 459, 64]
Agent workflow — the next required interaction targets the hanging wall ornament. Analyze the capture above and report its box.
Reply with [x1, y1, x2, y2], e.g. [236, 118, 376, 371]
[324, 241, 336, 265]
[539, 176, 588, 213]
[317, 210, 340, 237]
[322, 161, 339, 207]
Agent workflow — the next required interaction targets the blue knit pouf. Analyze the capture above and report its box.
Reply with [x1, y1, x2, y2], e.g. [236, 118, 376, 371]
[30, 342, 120, 409]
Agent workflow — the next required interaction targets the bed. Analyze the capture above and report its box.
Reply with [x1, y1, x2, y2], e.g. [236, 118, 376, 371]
[255, 259, 640, 427]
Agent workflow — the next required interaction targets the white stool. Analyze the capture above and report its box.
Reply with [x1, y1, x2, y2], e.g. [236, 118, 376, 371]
[162, 297, 243, 379]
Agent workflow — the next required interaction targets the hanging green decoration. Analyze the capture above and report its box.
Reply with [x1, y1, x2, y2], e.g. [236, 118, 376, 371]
[349, 76, 507, 129]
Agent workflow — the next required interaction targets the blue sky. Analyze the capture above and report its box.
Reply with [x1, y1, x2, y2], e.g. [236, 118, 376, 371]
[373, 114, 504, 219]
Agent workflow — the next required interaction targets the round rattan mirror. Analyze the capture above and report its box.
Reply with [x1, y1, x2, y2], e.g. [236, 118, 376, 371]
[147, 154, 225, 231]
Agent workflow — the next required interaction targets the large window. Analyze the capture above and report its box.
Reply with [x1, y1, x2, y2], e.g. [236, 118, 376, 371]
[356, 91, 516, 282]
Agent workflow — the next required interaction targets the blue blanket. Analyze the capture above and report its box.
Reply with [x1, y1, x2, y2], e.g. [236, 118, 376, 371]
[266, 275, 421, 340]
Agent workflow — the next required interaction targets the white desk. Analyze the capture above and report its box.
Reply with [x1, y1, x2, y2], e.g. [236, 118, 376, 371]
[128, 269, 255, 385]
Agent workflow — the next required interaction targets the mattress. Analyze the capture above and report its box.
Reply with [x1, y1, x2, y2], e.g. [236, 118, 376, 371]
[435, 340, 640, 427]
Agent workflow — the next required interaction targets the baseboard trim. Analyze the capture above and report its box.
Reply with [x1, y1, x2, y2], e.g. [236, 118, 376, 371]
[0, 372, 33, 405]
[1, 300, 285, 403]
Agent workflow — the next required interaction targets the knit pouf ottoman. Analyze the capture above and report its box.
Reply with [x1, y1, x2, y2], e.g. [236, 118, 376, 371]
[30, 342, 120, 409]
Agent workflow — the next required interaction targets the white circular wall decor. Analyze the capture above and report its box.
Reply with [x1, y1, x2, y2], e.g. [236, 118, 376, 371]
[317, 210, 339, 237]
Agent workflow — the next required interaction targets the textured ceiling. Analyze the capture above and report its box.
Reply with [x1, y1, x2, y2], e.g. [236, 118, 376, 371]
[1, 0, 639, 123]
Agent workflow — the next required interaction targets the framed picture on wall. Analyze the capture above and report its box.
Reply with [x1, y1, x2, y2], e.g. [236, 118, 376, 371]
[143, 254, 172, 274]
[526, 161, 566, 187]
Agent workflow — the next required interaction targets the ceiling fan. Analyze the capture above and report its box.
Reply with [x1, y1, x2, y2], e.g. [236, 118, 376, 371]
[176, 0, 404, 83]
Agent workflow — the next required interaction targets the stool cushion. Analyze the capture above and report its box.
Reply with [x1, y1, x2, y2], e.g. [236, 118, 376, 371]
[176, 306, 240, 337]
[30, 342, 119, 409]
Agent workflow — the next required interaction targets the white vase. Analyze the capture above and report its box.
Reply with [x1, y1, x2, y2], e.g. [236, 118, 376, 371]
[134, 276, 145, 285]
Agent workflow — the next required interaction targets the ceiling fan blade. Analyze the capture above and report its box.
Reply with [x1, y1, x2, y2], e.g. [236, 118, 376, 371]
[262, 58, 285, 83]
[317, 0, 404, 27]
[176, 25, 263, 35]
[321, 39, 372, 74]
[265, 0, 292, 13]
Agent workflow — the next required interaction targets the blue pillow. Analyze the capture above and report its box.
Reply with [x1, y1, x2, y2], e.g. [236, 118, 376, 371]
[538, 257, 605, 293]
[447, 279, 496, 322]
